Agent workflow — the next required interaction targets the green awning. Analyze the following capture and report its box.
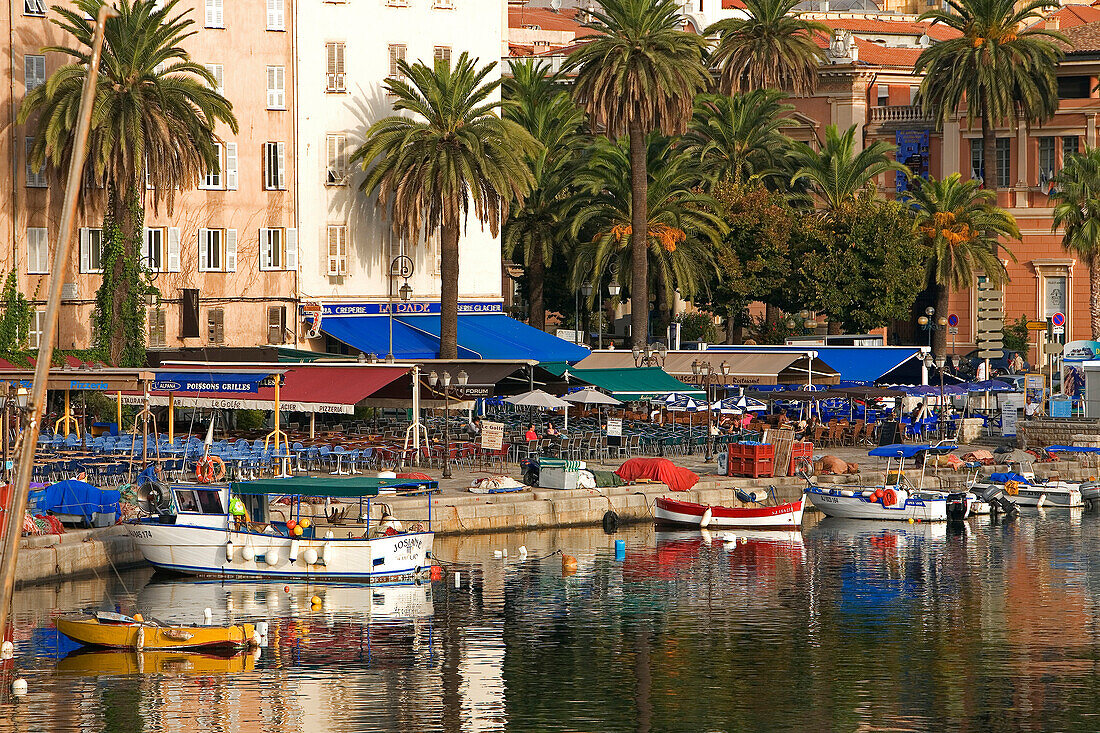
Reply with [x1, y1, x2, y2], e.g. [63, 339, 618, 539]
[555, 366, 704, 401]
[230, 476, 436, 497]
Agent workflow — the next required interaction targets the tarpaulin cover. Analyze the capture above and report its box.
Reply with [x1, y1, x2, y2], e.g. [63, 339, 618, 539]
[615, 457, 699, 492]
[231, 476, 437, 497]
[44, 480, 120, 521]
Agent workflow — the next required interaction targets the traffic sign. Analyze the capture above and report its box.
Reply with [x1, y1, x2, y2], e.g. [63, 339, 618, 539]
[978, 350, 1003, 359]
[947, 314, 959, 327]
[1052, 325, 1065, 336]
[1026, 321, 1048, 331]
[948, 327, 959, 335]
[1045, 342, 1064, 355]
[977, 318, 1002, 331]
[1052, 312, 1066, 327]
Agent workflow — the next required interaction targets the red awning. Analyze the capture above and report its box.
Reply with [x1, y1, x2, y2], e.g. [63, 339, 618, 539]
[117, 365, 409, 415]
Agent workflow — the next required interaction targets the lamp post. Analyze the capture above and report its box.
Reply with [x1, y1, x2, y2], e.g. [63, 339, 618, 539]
[633, 343, 668, 367]
[693, 360, 715, 461]
[2, 385, 28, 483]
[582, 281, 593, 348]
[606, 278, 621, 349]
[388, 255, 414, 361]
[917, 306, 948, 351]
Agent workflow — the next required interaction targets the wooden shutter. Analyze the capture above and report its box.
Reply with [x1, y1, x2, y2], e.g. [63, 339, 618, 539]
[267, 66, 285, 108]
[198, 228, 210, 271]
[267, 0, 284, 30]
[225, 229, 237, 272]
[149, 309, 166, 348]
[207, 0, 223, 27]
[267, 305, 286, 344]
[205, 63, 223, 94]
[209, 308, 225, 344]
[389, 45, 406, 78]
[24, 55, 45, 91]
[167, 227, 181, 272]
[225, 143, 237, 190]
[285, 228, 298, 271]
[276, 142, 286, 189]
[326, 43, 345, 92]
[79, 228, 91, 273]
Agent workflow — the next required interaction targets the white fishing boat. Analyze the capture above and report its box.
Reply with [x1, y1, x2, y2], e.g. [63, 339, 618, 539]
[969, 469, 1084, 508]
[654, 491, 804, 530]
[1046, 446, 1100, 507]
[125, 477, 435, 582]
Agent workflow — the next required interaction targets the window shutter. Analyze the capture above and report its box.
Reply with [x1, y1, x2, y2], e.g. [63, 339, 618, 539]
[79, 228, 91, 273]
[24, 55, 45, 91]
[267, 0, 284, 30]
[205, 63, 224, 95]
[276, 142, 286, 189]
[286, 228, 298, 271]
[326, 134, 337, 183]
[167, 227, 181, 272]
[223, 142, 237, 190]
[226, 229, 237, 272]
[338, 227, 347, 275]
[327, 226, 339, 276]
[258, 228, 271, 271]
[267, 305, 285, 344]
[267, 66, 285, 108]
[198, 229, 209, 271]
[213, 309, 225, 344]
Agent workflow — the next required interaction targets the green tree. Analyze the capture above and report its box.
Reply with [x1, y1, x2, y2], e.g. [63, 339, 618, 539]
[790, 125, 907, 210]
[706, 0, 828, 96]
[502, 60, 587, 332]
[916, 0, 1063, 193]
[352, 53, 538, 359]
[680, 90, 795, 189]
[909, 173, 1018, 356]
[568, 0, 709, 347]
[571, 136, 725, 338]
[1051, 147, 1100, 338]
[797, 193, 929, 334]
[20, 0, 237, 365]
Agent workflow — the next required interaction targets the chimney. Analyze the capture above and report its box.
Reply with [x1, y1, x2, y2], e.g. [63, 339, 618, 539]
[1047, 16, 1060, 30]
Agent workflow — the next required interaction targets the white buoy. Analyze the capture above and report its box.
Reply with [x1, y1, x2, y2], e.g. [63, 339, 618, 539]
[1, 640, 14, 659]
[289, 539, 300, 563]
[11, 678, 27, 696]
[502, 548, 508, 558]
[493, 550, 503, 559]
[700, 508, 713, 528]
[518, 545, 528, 558]
[225, 540, 235, 563]
[454, 571, 461, 588]
[241, 545, 256, 562]
[324, 530, 334, 539]
[266, 549, 280, 566]
[303, 548, 318, 565]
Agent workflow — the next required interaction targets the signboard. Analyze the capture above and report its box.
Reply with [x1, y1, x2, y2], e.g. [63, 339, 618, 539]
[948, 327, 959, 335]
[998, 392, 1024, 437]
[1025, 373, 1047, 412]
[1052, 311, 1066, 327]
[555, 329, 579, 344]
[120, 394, 354, 414]
[152, 373, 267, 394]
[947, 314, 959, 327]
[320, 301, 504, 317]
[1063, 340, 1100, 362]
[1052, 326, 1065, 336]
[1001, 403, 1018, 437]
[480, 421, 504, 451]
[1026, 321, 1048, 331]
[607, 418, 623, 437]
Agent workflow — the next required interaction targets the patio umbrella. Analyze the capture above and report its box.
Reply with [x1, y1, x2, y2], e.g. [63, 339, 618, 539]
[506, 389, 572, 431]
[562, 389, 622, 406]
[662, 393, 705, 453]
[710, 395, 766, 414]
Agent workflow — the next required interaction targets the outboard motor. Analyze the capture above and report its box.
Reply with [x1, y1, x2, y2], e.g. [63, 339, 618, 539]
[973, 483, 1019, 520]
[946, 493, 970, 523]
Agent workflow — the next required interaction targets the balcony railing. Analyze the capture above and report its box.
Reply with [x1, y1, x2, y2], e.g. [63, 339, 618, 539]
[869, 105, 934, 124]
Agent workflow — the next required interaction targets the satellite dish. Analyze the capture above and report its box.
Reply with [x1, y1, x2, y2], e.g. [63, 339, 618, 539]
[550, 0, 561, 10]
[919, 33, 931, 47]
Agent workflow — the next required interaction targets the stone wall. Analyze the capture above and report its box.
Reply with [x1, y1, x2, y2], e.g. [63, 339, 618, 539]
[1017, 418, 1100, 449]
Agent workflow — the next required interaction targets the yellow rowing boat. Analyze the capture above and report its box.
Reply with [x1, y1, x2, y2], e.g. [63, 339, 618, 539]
[56, 613, 256, 651]
[58, 649, 256, 676]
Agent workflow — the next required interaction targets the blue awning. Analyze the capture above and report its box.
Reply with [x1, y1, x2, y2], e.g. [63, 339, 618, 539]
[322, 314, 590, 363]
[704, 346, 922, 385]
[152, 372, 270, 393]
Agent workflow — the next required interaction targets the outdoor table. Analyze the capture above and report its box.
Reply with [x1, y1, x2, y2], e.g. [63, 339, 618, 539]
[330, 451, 350, 476]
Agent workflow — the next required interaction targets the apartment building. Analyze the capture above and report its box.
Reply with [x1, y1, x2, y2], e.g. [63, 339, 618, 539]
[2, 0, 298, 352]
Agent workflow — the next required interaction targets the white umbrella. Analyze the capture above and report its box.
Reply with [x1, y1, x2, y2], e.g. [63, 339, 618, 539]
[562, 389, 622, 406]
[506, 389, 572, 431]
[710, 396, 767, 414]
[661, 392, 705, 412]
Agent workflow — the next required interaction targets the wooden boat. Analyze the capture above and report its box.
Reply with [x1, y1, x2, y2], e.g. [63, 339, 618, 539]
[57, 648, 256, 676]
[654, 495, 804, 529]
[56, 612, 255, 651]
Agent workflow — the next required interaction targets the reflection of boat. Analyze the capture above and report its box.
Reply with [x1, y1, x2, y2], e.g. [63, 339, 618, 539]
[126, 477, 434, 581]
[56, 612, 255, 651]
[655, 495, 804, 529]
[57, 648, 255, 676]
[808, 516, 947, 542]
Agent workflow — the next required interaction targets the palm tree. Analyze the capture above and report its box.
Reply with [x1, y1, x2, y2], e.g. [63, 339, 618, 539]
[568, 0, 709, 348]
[570, 136, 725, 336]
[790, 125, 907, 210]
[503, 60, 587, 331]
[680, 90, 795, 189]
[20, 0, 236, 366]
[706, 0, 828, 97]
[916, 0, 1063, 193]
[909, 173, 1019, 357]
[352, 53, 538, 359]
[1052, 148, 1100, 339]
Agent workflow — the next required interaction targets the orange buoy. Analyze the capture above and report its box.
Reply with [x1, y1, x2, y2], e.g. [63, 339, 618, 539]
[562, 554, 578, 576]
[882, 488, 898, 506]
[293, 525, 303, 536]
[430, 565, 444, 581]
[286, 519, 297, 531]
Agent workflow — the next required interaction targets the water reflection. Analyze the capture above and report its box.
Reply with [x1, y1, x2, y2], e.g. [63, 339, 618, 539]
[3, 517, 1100, 730]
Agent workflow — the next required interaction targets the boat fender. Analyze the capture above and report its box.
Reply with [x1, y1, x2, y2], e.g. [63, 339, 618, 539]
[302, 547, 318, 565]
[602, 510, 619, 533]
[882, 489, 898, 507]
[266, 549, 280, 567]
[699, 508, 713, 529]
[250, 630, 261, 647]
[135, 626, 145, 651]
[289, 539, 300, 563]
[0, 641, 13, 660]
[324, 530, 334, 539]
[11, 679, 26, 696]
[1037, 494, 1046, 508]
[321, 542, 332, 565]
[241, 545, 256, 562]
[225, 540, 235, 563]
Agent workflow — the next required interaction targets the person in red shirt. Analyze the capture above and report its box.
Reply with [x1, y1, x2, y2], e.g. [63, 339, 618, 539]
[525, 424, 538, 442]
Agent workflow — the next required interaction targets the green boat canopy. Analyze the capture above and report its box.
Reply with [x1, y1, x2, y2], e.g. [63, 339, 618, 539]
[541, 365, 704, 401]
[230, 476, 436, 497]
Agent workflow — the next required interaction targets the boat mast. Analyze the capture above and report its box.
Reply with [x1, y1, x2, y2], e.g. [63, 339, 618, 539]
[0, 6, 115, 637]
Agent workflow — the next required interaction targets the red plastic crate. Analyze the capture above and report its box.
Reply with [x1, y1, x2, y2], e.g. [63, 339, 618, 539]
[726, 444, 775, 478]
[789, 442, 813, 474]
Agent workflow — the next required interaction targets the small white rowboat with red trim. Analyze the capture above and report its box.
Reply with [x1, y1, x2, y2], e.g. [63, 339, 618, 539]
[654, 495, 805, 529]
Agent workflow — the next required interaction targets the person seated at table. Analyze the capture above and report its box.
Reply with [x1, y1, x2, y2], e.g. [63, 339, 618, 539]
[908, 402, 926, 423]
[545, 423, 561, 439]
[464, 416, 481, 439]
[525, 424, 539, 442]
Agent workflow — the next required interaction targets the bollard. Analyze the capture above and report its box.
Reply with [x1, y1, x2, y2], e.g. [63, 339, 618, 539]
[614, 539, 625, 561]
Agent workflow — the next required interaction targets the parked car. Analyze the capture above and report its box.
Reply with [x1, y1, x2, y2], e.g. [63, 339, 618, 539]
[959, 349, 1030, 379]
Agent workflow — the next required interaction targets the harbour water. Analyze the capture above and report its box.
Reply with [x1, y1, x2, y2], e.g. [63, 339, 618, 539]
[4, 511, 1100, 732]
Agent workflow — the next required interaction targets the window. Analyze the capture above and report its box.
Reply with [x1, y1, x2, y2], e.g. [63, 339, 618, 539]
[1064, 135, 1079, 162]
[200, 143, 236, 190]
[1044, 275, 1067, 321]
[24, 55, 45, 92]
[145, 227, 180, 272]
[326, 133, 347, 184]
[876, 84, 889, 106]
[970, 139, 984, 184]
[28, 309, 45, 349]
[202, 143, 224, 189]
[1039, 137, 1057, 182]
[434, 46, 451, 66]
[27, 228, 48, 274]
[79, 228, 104, 273]
[1058, 76, 1090, 99]
[267, 305, 286, 345]
[198, 228, 237, 272]
[207, 308, 225, 344]
[205, 0, 223, 28]
[204, 63, 224, 95]
[996, 137, 1010, 188]
[909, 85, 919, 106]
[259, 227, 298, 271]
[148, 308, 167, 348]
[327, 225, 347, 276]
[266, 0, 285, 30]
[326, 42, 346, 93]
[24, 0, 46, 16]
[264, 142, 286, 190]
[224, 142, 238, 190]
[266, 66, 285, 109]
[388, 44, 407, 81]
[25, 138, 47, 188]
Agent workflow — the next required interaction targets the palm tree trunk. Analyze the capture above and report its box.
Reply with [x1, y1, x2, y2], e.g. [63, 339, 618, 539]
[654, 277, 670, 345]
[933, 283, 950, 359]
[439, 219, 460, 359]
[528, 238, 546, 331]
[1091, 261, 1100, 340]
[628, 122, 649, 349]
[98, 183, 145, 366]
[764, 303, 780, 326]
[981, 108, 996, 196]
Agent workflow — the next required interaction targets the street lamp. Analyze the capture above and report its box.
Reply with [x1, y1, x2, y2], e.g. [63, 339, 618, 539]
[606, 278, 621, 349]
[917, 305, 944, 349]
[633, 342, 668, 367]
[388, 255, 414, 361]
[582, 281, 593, 348]
[692, 360, 717, 461]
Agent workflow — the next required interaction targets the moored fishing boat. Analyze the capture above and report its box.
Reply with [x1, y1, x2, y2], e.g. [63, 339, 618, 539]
[969, 470, 1083, 508]
[655, 493, 804, 529]
[56, 612, 255, 651]
[125, 476, 435, 582]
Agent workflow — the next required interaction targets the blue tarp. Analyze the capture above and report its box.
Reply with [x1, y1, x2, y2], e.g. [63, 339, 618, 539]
[322, 314, 590, 363]
[43, 480, 120, 521]
[990, 472, 1030, 485]
[706, 346, 922, 385]
[153, 372, 269, 393]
